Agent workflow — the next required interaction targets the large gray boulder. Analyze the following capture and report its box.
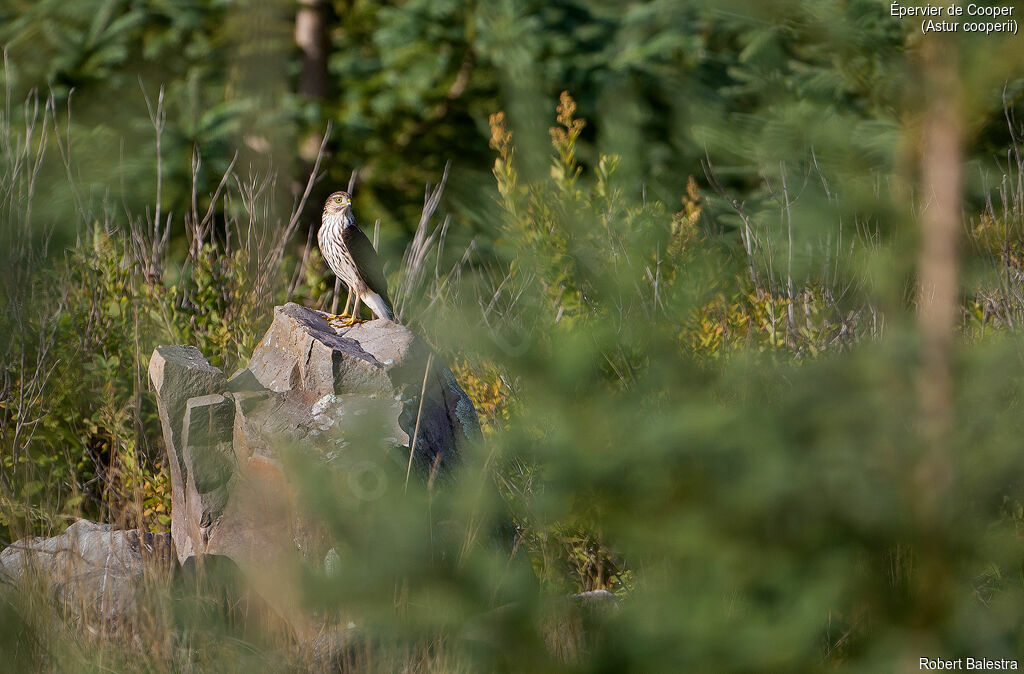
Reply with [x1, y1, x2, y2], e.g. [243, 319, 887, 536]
[148, 304, 480, 621]
[0, 519, 173, 627]
[244, 303, 479, 472]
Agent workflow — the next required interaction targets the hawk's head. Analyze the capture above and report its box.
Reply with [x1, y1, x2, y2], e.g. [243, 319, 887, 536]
[323, 191, 352, 215]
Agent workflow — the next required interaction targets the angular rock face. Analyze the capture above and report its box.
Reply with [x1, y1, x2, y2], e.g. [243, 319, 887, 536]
[0, 520, 173, 627]
[245, 303, 479, 470]
[149, 345, 229, 559]
[148, 304, 481, 618]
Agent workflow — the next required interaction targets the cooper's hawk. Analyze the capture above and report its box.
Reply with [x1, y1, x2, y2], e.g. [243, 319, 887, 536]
[318, 191, 394, 326]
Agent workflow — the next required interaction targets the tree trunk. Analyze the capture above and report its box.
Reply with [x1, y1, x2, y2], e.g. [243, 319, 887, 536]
[296, 0, 331, 164]
[295, 0, 329, 100]
[915, 34, 962, 516]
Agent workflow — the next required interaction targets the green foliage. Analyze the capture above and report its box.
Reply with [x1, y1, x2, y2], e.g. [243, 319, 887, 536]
[0, 109, 313, 539]
[0, 220, 269, 536]
[489, 93, 673, 333]
[0, 0, 297, 241]
[6, 2, 1024, 672]
[466, 89, 1024, 670]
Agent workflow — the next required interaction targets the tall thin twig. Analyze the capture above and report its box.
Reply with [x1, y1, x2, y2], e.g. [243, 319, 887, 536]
[405, 353, 434, 491]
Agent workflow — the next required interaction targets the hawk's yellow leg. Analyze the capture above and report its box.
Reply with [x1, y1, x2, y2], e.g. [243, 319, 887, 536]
[322, 291, 354, 324]
[330, 295, 369, 327]
[326, 292, 370, 327]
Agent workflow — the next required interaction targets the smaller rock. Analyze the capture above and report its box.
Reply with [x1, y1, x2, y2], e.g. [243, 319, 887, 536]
[0, 520, 174, 628]
[149, 347, 228, 453]
[149, 346, 227, 557]
[175, 393, 237, 560]
[182, 393, 235, 494]
[571, 589, 619, 608]
[227, 367, 267, 394]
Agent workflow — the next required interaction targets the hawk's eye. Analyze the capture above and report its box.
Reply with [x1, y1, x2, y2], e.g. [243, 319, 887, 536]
[334, 196, 343, 203]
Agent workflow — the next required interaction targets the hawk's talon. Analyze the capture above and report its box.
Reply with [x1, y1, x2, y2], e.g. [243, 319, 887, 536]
[327, 314, 367, 328]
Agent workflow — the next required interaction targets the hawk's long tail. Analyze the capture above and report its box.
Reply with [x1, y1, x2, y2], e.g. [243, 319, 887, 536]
[363, 291, 394, 321]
